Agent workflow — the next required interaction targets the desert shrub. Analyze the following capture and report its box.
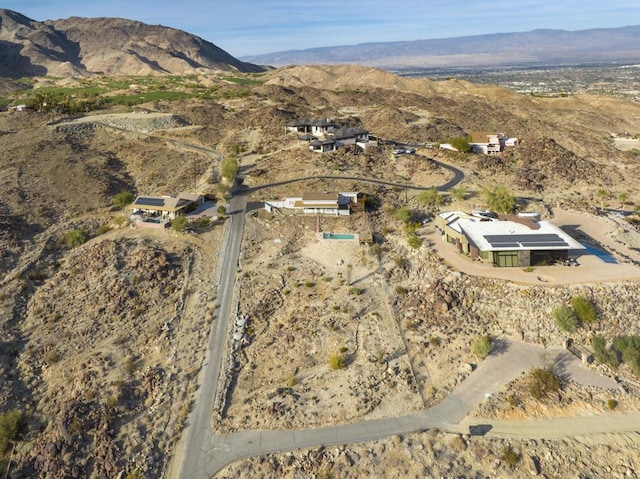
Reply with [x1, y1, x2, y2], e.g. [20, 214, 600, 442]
[221, 157, 239, 180]
[552, 306, 578, 332]
[112, 215, 128, 227]
[611, 336, 640, 375]
[194, 217, 211, 228]
[527, 367, 560, 400]
[113, 191, 135, 210]
[571, 296, 597, 324]
[395, 285, 408, 295]
[95, 224, 112, 235]
[348, 287, 361, 296]
[392, 207, 412, 224]
[286, 374, 296, 387]
[64, 228, 88, 248]
[607, 399, 618, 410]
[44, 350, 61, 365]
[171, 215, 188, 232]
[449, 135, 471, 153]
[429, 336, 441, 347]
[501, 445, 521, 466]
[0, 409, 26, 452]
[592, 335, 619, 368]
[394, 256, 409, 269]
[217, 205, 227, 216]
[416, 188, 443, 208]
[328, 353, 346, 370]
[407, 235, 423, 249]
[471, 335, 492, 360]
[482, 185, 516, 214]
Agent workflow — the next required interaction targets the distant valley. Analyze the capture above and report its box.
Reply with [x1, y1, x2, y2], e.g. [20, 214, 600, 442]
[241, 26, 640, 70]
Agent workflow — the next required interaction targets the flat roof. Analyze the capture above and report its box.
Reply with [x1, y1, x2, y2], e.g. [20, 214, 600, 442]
[458, 218, 584, 252]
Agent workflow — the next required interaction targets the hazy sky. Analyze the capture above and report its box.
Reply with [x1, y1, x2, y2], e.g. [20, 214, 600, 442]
[5, 1, 640, 57]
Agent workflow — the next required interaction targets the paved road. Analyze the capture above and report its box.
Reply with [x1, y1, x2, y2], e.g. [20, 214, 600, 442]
[174, 191, 248, 479]
[244, 159, 465, 194]
[179, 338, 628, 476]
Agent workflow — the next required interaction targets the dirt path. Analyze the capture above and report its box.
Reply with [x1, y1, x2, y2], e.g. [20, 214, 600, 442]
[456, 412, 640, 439]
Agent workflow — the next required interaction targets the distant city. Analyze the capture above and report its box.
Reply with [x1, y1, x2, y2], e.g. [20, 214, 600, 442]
[394, 63, 640, 101]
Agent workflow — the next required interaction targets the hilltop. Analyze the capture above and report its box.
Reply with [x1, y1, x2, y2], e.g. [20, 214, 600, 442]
[0, 9, 264, 77]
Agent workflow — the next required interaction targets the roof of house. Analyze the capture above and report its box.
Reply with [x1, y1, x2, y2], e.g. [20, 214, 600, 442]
[302, 192, 339, 201]
[133, 194, 198, 212]
[329, 126, 368, 140]
[470, 131, 499, 143]
[458, 218, 584, 252]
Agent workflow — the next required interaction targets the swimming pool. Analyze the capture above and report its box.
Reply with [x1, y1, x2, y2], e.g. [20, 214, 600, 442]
[323, 233, 356, 240]
[582, 243, 618, 264]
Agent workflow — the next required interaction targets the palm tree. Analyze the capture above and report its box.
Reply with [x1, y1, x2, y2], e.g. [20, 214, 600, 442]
[596, 188, 609, 211]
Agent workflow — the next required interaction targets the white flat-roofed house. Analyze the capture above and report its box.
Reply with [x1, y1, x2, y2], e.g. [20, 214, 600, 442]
[436, 211, 583, 267]
[469, 132, 519, 154]
[265, 192, 358, 215]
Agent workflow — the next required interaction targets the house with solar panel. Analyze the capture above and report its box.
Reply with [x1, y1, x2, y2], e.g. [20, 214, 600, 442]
[435, 211, 584, 267]
[131, 193, 204, 227]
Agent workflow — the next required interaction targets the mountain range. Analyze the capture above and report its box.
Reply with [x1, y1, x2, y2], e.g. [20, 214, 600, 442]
[2, 8, 640, 77]
[240, 26, 640, 69]
[0, 9, 263, 77]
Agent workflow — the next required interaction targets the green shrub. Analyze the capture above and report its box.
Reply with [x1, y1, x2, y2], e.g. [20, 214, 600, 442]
[471, 335, 492, 360]
[607, 398, 618, 410]
[348, 287, 361, 296]
[113, 191, 135, 210]
[592, 335, 619, 368]
[171, 215, 188, 232]
[407, 235, 423, 249]
[571, 296, 597, 324]
[64, 228, 88, 248]
[552, 306, 578, 332]
[611, 336, 640, 376]
[96, 224, 112, 235]
[328, 353, 346, 370]
[0, 409, 26, 453]
[217, 205, 227, 216]
[501, 445, 521, 466]
[392, 207, 412, 224]
[527, 367, 560, 400]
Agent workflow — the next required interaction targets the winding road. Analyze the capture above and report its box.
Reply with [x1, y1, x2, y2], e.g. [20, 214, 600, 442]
[171, 160, 640, 479]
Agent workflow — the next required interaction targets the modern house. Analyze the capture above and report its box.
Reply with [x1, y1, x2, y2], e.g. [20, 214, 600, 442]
[469, 132, 519, 155]
[265, 191, 359, 215]
[435, 211, 584, 267]
[286, 118, 377, 153]
[131, 193, 204, 221]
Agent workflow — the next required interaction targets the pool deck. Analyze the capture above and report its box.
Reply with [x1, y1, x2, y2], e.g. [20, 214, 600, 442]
[422, 208, 640, 285]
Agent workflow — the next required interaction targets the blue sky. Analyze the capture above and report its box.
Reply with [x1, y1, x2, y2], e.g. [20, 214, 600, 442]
[5, 1, 640, 57]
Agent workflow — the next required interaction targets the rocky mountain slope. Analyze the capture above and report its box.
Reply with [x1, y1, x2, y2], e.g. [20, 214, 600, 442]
[241, 25, 640, 68]
[0, 9, 264, 77]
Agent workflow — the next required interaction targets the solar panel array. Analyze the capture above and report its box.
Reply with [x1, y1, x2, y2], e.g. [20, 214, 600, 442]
[135, 197, 166, 207]
[484, 233, 569, 249]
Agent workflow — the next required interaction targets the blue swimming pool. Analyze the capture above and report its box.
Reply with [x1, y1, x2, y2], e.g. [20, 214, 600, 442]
[582, 243, 618, 264]
[323, 233, 355, 240]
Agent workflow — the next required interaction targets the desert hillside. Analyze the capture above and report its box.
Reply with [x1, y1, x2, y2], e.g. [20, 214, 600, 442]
[0, 9, 264, 77]
[1, 64, 640, 477]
